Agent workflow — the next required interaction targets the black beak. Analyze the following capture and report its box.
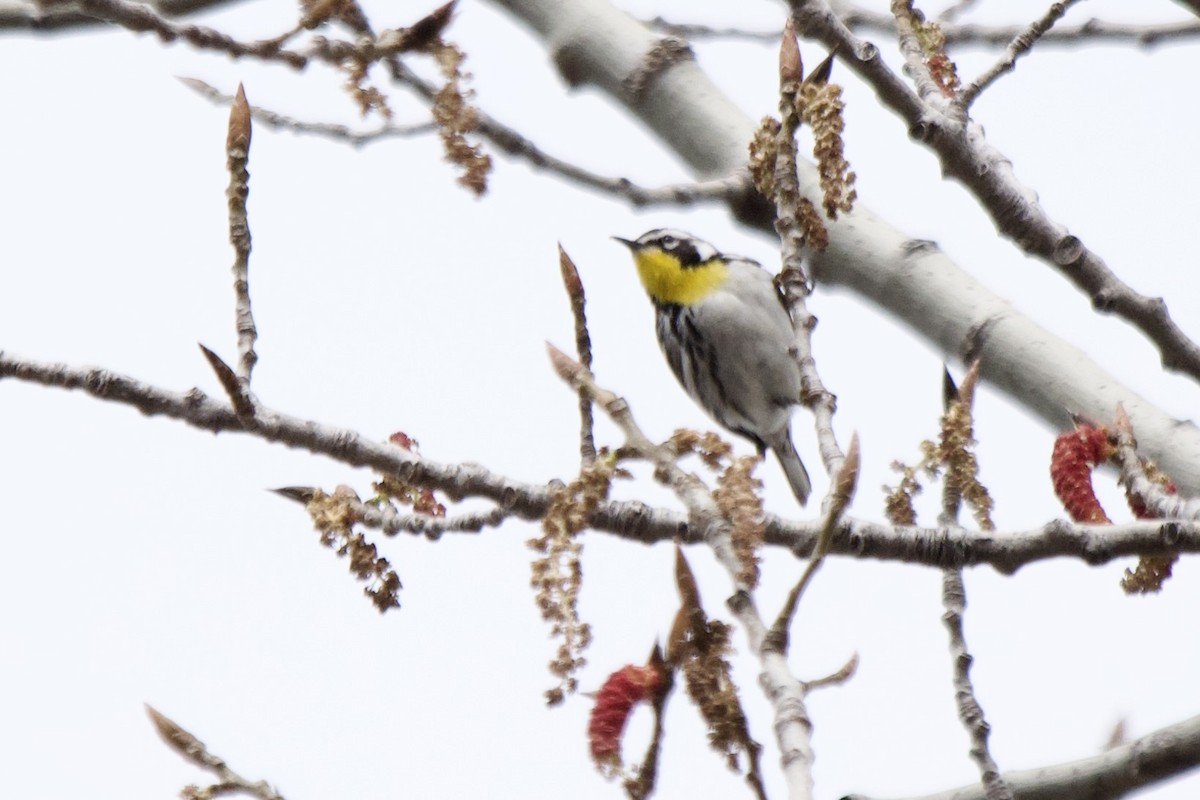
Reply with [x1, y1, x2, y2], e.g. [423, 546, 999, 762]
[611, 236, 638, 250]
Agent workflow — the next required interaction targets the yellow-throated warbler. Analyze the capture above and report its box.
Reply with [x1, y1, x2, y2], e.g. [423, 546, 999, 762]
[614, 229, 812, 505]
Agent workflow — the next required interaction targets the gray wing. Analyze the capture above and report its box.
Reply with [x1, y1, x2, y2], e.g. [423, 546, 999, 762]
[654, 259, 801, 443]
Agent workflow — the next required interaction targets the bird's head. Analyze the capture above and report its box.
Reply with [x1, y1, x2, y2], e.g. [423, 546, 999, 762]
[613, 229, 729, 306]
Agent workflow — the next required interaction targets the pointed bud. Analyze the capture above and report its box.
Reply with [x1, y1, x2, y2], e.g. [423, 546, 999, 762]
[779, 17, 802, 85]
[805, 50, 836, 86]
[226, 83, 251, 154]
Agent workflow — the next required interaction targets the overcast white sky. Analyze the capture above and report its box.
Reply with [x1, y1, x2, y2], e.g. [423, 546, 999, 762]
[3, 1, 1200, 798]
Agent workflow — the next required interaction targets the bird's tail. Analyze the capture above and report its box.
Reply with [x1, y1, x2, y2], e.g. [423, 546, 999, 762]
[769, 432, 812, 506]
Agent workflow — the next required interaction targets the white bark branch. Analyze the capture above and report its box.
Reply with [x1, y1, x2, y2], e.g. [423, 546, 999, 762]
[484, 0, 1200, 498]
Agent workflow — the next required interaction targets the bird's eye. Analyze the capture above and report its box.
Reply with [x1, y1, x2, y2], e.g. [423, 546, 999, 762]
[659, 235, 678, 250]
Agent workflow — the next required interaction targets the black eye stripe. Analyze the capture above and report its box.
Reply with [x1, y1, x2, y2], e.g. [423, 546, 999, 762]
[673, 240, 703, 267]
[636, 230, 715, 268]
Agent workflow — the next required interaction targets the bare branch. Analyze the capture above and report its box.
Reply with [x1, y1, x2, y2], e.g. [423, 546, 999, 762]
[936, 0, 980, 22]
[941, 569, 1011, 800]
[180, 78, 437, 147]
[226, 83, 258, 387]
[28, 0, 458, 71]
[557, 245, 596, 466]
[0, 0, 247, 32]
[843, 712, 1200, 800]
[49, 0, 308, 67]
[758, 23, 851, 490]
[272, 488, 510, 539]
[642, 13, 1200, 48]
[385, 58, 754, 208]
[146, 705, 284, 800]
[959, 0, 1086, 109]
[5, 351, 1200, 572]
[804, 652, 859, 691]
[940, 16, 1200, 47]
[766, 434, 859, 653]
[937, 363, 1009, 799]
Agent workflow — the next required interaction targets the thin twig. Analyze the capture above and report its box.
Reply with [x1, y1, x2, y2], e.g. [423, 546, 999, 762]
[936, 0, 981, 22]
[770, 23, 847, 488]
[804, 652, 859, 691]
[146, 705, 284, 800]
[938, 367, 1010, 800]
[765, 433, 859, 654]
[60, 0, 308, 67]
[40, 0, 453, 71]
[179, 78, 437, 147]
[889, 0, 960, 117]
[940, 16, 1200, 46]
[941, 569, 1011, 800]
[557, 245, 595, 466]
[959, 0, 1085, 109]
[226, 84, 257, 387]
[642, 13, 1200, 48]
[385, 58, 754, 208]
[271, 488, 510, 539]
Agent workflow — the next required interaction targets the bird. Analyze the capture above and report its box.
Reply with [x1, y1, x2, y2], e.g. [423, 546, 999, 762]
[613, 228, 812, 505]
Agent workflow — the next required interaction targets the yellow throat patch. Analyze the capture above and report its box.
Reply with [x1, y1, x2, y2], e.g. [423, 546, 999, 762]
[633, 248, 729, 306]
